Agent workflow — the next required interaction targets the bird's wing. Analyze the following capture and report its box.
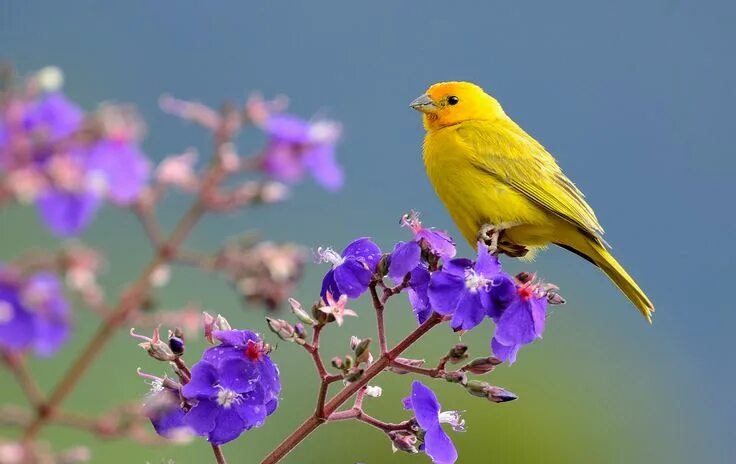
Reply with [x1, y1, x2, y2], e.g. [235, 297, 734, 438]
[459, 120, 605, 242]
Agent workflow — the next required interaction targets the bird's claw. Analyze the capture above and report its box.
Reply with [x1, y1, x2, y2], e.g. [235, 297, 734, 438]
[477, 223, 501, 255]
[477, 223, 530, 258]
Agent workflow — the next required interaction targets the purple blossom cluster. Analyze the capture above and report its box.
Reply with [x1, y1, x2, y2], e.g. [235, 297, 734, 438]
[0, 264, 70, 357]
[141, 324, 281, 445]
[0, 70, 150, 236]
[317, 211, 549, 365]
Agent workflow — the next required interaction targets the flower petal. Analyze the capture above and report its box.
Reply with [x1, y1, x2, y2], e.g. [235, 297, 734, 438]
[218, 358, 258, 393]
[474, 242, 501, 277]
[424, 424, 458, 464]
[36, 189, 101, 237]
[488, 274, 516, 319]
[494, 298, 538, 346]
[182, 361, 219, 400]
[334, 259, 372, 298]
[450, 290, 486, 331]
[410, 381, 441, 429]
[428, 271, 464, 316]
[183, 399, 218, 435]
[208, 407, 246, 445]
[491, 337, 521, 365]
[416, 229, 456, 260]
[304, 144, 343, 191]
[388, 241, 421, 281]
[341, 238, 382, 269]
[319, 269, 341, 300]
[86, 141, 150, 204]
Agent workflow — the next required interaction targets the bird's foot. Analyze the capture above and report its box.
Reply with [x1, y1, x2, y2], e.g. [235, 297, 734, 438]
[477, 223, 501, 255]
[477, 223, 530, 258]
[498, 241, 530, 258]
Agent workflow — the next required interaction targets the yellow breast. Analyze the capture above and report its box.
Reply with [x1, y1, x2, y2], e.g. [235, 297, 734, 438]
[422, 124, 552, 246]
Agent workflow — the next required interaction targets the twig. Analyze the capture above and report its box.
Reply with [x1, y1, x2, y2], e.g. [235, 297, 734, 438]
[211, 444, 228, 464]
[1, 353, 45, 408]
[369, 283, 388, 354]
[390, 360, 441, 378]
[132, 200, 165, 247]
[260, 312, 443, 464]
[22, 150, 229, 441]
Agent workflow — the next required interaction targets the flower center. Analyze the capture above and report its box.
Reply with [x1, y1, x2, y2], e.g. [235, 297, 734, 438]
[244, 339, 266, 362]
[401, 210, 423, 234]
[316, 247, 344, 267]
[517, 285, 534, 301]
[438, 410, 466, 432]
[216, 387, 242, 409]
[464, 269, 489, 292]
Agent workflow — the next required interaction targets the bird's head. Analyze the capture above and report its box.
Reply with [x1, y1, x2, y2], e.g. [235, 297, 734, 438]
[410, 81, 505, 131]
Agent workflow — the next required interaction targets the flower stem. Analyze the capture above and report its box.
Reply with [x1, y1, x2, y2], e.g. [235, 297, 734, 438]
[2, 353, 45, 408]
[389, 360, 441, 378]
[260, 313, 443, 464]
[369, 283, 387, 354]
[211, 444, 228, 464]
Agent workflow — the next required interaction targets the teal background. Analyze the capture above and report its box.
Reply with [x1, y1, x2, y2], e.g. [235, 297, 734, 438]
[1, 1, 734, 463]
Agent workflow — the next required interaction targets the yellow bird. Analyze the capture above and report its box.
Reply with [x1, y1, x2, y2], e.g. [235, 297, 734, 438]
[411, 81, 654, 322]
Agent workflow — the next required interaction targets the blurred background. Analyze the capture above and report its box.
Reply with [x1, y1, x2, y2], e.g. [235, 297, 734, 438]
[1, 1, 734, 463]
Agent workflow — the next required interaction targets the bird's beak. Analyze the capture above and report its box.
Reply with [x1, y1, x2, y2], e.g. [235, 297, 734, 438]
[410, 94, 437, 113]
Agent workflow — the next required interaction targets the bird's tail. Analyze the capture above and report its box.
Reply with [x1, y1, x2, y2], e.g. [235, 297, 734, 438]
[560, 236, 655, 323]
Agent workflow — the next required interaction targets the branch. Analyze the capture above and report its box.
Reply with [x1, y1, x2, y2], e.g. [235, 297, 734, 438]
[260, 312, 443, 464]
[2, 353, 45, 408]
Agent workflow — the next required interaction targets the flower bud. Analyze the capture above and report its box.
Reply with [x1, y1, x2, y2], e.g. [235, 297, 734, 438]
[376, 254, 390, 277]
[365, 385, 382, 398]
[486, 386, 518, 403]
[214, 314, 231, 332]
[388, 358, 425, 374]
[516, 271, 534, 283]
[266, 317, 296, 342]
[343, 368, 364, 383]
[388, 431, 419, 454]
[289, 297, 316, 325]
[462, 356, 502, 375]
[354, 337, 372, 365]
[443, 370, 468, 385]
[465, 380, 518, 403]
[331, 356, 344, 370]
[311, 300, 330, 325]
[343, 355, 354, 370]
[131, 327, 176, 362]
[446, 344, 469, 364]
[203, 311, 216, 344]
[167, 328, 185, 356]
[294, 322, 307, 340]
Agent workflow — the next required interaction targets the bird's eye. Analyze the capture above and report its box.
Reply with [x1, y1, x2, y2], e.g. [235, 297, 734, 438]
[447, 96, 459, 106]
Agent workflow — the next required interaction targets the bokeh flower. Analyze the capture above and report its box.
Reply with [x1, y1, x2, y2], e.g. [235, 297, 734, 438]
[260, 114, 343, 191]
[404, 381, 462, 464]
[0, 267, 70, 357]
[318, 238, 382, 299]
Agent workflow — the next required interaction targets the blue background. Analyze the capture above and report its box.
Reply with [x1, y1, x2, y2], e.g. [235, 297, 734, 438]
[1, 1, 734, 462]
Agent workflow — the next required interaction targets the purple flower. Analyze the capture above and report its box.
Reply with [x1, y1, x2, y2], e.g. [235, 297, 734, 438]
[23, 92, 83, 141]
[388, 212, 456, 281]
[404, 381, 462, 464]
[318, 238, 382, 299]
[428, 243, 515, 331]
[407, 266, 432, 324]
[33, 140, 149, 236]
[0, 268, 70, 357]
[261, 114, 343, 191]
[491, 282, 547, 364]
[86, 140, 150, 205]
[36, 189, 101, 237]
[144, 386, 191, 441]
[179, 329, 280, 444]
